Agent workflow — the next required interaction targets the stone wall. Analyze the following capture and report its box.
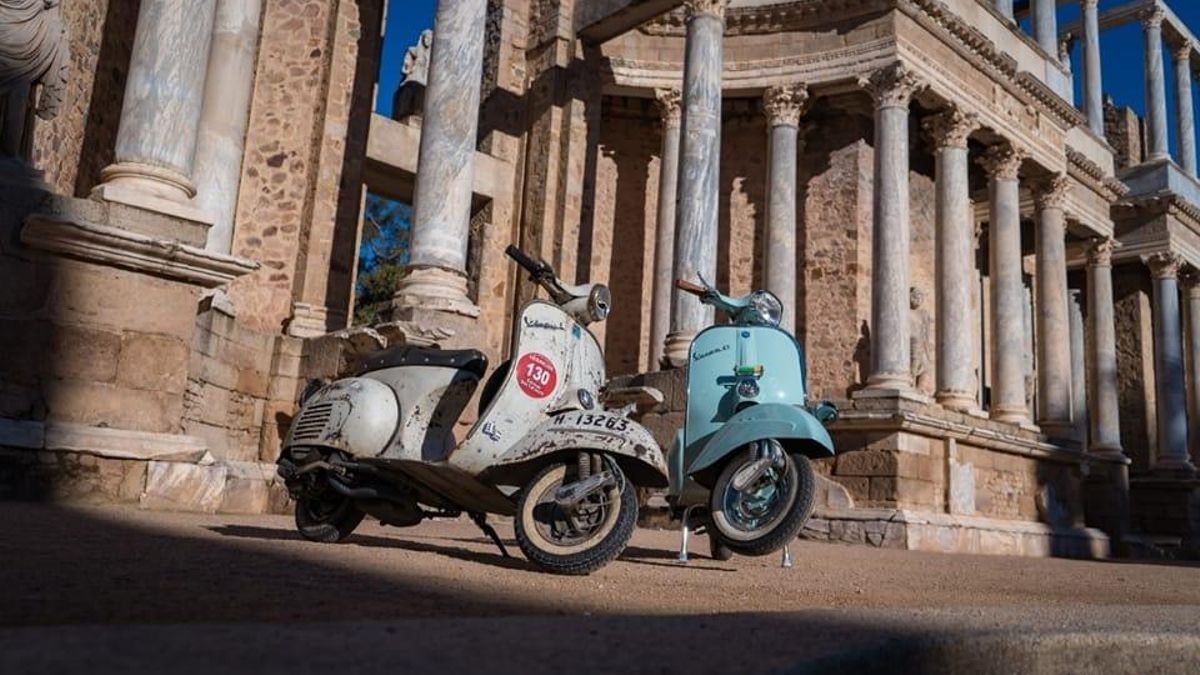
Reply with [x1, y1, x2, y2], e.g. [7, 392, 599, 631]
[1113, 263, 1156, 472]
[30, 0, 138, 197]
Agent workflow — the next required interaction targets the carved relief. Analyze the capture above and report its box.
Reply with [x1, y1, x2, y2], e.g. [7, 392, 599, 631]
[977, 143, 1027, 180]
[1146, 251, 1184, 280]
[1033, 174, 1071, 211]
[859, 63, 923, 109]
[762, 83, 809, 127]
[922, 106, 978, 149]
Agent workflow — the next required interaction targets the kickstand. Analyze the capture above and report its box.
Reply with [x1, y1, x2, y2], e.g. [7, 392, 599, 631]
[470, 512, 511, 558]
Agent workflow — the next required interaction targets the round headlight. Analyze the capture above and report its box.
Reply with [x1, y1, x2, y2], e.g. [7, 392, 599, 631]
[749, 290, 783, 327]
[588, 284, 611, 322]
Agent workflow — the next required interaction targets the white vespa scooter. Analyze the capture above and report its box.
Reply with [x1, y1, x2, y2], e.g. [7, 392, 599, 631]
[277, 246, 668, 575]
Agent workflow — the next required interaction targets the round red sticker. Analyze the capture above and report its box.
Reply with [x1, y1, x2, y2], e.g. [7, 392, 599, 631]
[516, 352, 558, 399]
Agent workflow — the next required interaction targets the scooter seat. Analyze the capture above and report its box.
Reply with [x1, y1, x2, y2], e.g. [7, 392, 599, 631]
[359, 345, 488, 377]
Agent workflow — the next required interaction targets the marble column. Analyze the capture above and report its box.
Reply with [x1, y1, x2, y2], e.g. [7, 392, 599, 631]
[394, 0, 487, 317]
[763, 84, 809, 332]
[1032, 0, 1058, 59]
[1086, 239, 1123, 455]
[650, 88, 683, 370]
[96, 0, 218, 203]
[1081, 0, 1104, 137]
[193, 0, 264, 253]
[979, 143, 1029, 424]
[922, 107, 978, 411]
[1173, 41, 1197, 177]
[1146, 252, 1196, 475]
[1183, 272, 1200, 462]
[994, 0, 1014, 22]
[858, 64, 922, 392]
[1034, 175, 1073, 433]
[664, 0, 727, 368]
[1068, 288, 1087, 443]
[1144, 8, 1170, 162]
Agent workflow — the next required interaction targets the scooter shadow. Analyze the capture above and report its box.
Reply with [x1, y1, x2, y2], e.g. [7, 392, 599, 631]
[207, 525, 533, 572]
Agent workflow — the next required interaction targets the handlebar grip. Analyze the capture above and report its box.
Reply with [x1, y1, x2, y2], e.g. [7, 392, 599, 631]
[505, 245, 542, 275]
[675, 279, 706, 295]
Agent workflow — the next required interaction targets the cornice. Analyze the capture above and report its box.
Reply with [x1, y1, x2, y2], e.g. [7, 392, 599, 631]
[1065, 147, 1130, 203]
[21, 214, 259, 288]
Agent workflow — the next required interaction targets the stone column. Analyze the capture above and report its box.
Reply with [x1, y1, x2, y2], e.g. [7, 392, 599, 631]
[95, 0, 218, 204]
[995, 0, 1014, 22]
[193, 0, 264, 253]
[393, 0, 487, 317]
[1183, 272, 1200, 462]
[1032, 0, 1058, 59]
[1034, 175, 1073, 434]
[1068, 288, 1087, 443]
[763, 84, 809, 332]
[1174, 41, 1197, 177]
[1146, 252, 1196, 475]
[1144, 8, 1170, 162]
[856, 63, 922, 393]
[979, 143, 1029, 424]
[922, 107, 978, 411]
[1081, 0, 1104, 137]
[664, 0, 727, 367]
[650, 88, 683, 370]
[1086, 239, 1123, 455]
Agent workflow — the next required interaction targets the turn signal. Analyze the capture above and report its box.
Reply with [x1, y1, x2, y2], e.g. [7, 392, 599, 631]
[735, 365, 764, 378]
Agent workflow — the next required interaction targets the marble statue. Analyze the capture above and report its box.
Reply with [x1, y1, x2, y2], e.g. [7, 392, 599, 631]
[909, 286, 933, 393]
[0, 0, 68, 162]
[402, 29, 433, 85]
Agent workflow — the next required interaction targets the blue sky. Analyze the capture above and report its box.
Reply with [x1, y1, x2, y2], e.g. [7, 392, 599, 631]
[379, 1, 1200, 145]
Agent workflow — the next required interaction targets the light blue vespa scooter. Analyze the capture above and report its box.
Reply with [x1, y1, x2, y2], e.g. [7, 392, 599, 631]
[669, 277, 839, 564]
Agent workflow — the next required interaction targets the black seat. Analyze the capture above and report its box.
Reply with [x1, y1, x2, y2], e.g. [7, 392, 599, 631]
[359, 345, 488, 378]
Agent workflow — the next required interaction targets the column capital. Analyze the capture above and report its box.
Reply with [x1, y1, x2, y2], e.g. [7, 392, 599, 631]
[1146, 251, 1184, 279]
[859, 63, 923, 109]
[1181, 266, 1200, 292]
[977, 142, 1026, 180]
[762, 84, 810, 128]
[1143, 6, 1166, 30]
[684, 0, 727, 20]
[1033, 173, 1071, 210]
[1087, 237, 1116, 266]
[1081, 0, 1098, 9]
[654, 88, 683, 128]
[921, 106, 978, 149]
[1172, 39, 1194, 62]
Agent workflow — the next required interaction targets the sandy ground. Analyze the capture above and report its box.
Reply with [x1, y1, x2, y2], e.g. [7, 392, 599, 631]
[2, 503, 1199, 673]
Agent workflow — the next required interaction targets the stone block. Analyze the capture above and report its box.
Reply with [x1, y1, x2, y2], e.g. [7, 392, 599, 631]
[869, 476, 897, 502]
[43, 380, 183, 434]
[140, 461, 229, 513]
[48, 323, 121, 383]
[117, 333, 190, 393]
[48, 259, 199, 340]
[236, 367, 271, 398]
[894, 477, 938, 508]
[836, 449, 897, 476]
[830, 475, 869, 501]
[949, 459, 977, 515]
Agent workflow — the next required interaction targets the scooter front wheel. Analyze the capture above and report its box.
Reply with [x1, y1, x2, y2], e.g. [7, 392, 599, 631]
[514, 461, 637, 575]
[708, 443, 816, 557]
[295, 493, 365, 543]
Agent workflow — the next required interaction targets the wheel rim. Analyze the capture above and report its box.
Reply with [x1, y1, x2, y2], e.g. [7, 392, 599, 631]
[719, 447, 794, 534]
[300, 493, 346, 523]
[522, 465, 622, 555]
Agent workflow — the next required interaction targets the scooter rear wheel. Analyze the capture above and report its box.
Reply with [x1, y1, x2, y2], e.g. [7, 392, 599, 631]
[515, 461, 637, 575]
[295, 494, 365, 543]
[708, 445, 816, 557]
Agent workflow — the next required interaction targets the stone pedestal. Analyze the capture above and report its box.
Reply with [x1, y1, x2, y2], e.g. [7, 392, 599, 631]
[663, 0, 727, 368]
[95, 0, 218, 206]
[394, 0, 487, 317]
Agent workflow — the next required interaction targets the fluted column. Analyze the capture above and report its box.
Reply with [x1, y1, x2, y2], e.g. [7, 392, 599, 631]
[1144, 8, 1170, 162]
[194, 0, 264, 252]
[394, 0, 487, 317]
[1087, 239, 1123, 455]
[1147, 252, 1195, 475]
[95, 0, 218, 204]
[1032, 0, 1058, 59]
[922, 107, 979, 411]
[979, 143, 1029, 424]
[650, 88, 683, 370]
[1174, 41, 1197, 177]
[995, 0, 1014, 22]
[1069, 288, 1087, 442]
[1183, 271, 1200, 463]
[664, 0, 727, 367]
[1081, 0, 1104, 136]
[763, 84, 809, 332]
[858, 64, 922, 393]
[1034, 175, 1073, 433]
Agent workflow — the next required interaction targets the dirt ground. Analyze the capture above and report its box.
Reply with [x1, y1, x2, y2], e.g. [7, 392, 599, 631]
[2, 503, 1199, 673]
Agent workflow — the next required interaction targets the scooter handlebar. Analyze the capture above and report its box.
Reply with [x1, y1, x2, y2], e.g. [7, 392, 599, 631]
[505, 245, 546, 277]
[675, 279, 707, 296]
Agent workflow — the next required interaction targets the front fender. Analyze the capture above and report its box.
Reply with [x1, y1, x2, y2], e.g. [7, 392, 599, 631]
[688, 403, 834, 475]
[485, 410, 668, 488]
